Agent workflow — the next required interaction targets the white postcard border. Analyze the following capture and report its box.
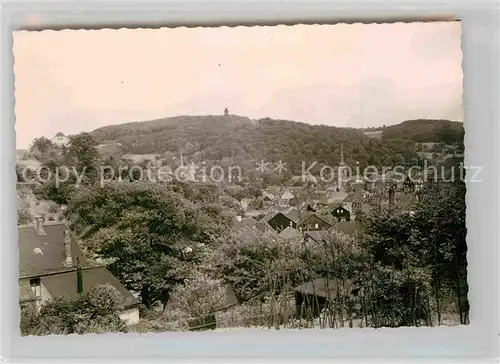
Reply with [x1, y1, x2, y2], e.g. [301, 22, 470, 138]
[1, 1, 499, 362]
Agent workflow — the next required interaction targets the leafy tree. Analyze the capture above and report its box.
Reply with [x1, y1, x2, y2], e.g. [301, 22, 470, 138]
[163, 151, 176, 165]
[307, 230, 362, 280]
[31, 156, 78, 205]
[35, 179, 76, 205]
[393, 153, 406, 166]
[29, 137, 54, 155]
[66, 182, 233, 308]
[281, 169, 294, 182]
[66, 132, 100, 181]
[246, 183, 263, 198]
[225, 185, 246, 201]
[411, 181, 468, 324]
[249, 198, 264, 210]
[262, 173, 282, 188]
[383, 157, 393, 167]
[361, 180, 468, 326]
[215, 228, 306, 302]
[21, 284, 127, 335]
[17, 197, 32, 225]
[303, 230, 364, 327]
[168, 270, 229, 320]
[437, 123, 464, 145]
[367, 263, 432, 327]
[220, 157, 235, 169]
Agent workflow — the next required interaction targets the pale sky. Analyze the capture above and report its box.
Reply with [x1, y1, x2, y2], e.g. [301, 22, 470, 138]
[14, 22, 463, 149]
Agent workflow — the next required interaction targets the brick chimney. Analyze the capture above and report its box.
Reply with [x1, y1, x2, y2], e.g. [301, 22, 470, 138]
[64, 229, 73, 267]
[34, 215, 46, 235]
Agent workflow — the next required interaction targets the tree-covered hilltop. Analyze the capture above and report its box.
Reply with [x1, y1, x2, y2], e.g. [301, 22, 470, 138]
[91, 115, 464, 172]
[379, 119, 464, 144]
[92, 115, 262, 161]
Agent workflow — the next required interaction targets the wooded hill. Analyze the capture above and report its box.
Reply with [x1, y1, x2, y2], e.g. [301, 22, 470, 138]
[374, 119, 464, 144]
[91, 115, 464, 172]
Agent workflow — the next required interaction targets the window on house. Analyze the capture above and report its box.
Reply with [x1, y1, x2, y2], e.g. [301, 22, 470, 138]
[30, 278, 41, 298]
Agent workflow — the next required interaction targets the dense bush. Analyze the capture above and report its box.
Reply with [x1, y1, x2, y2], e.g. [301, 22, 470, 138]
[21, 284, 127, 336]
[17, 198, 32, 225]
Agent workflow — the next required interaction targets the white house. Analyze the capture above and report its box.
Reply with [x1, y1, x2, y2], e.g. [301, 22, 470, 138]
[51, 132, 70, 147]
[280, 189, 295, 201]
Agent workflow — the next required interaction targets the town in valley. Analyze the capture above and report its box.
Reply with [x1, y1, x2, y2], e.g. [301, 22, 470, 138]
[16, 112, 467, 333]
[14, 22, 467, 335]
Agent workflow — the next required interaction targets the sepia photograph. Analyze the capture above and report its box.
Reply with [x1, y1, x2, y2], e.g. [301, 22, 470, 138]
[14, 21, 467, 336]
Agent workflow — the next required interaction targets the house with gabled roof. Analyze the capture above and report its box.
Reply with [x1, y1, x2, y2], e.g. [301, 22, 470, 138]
[294, 277, 359, 318]
[263, 212, 297, 232]
[325, 183, 339, 191]
[310, 191, 329, 205]
[271, 188, 293, 207]
[260, 206, 334, 234]
[296, 213, 333, 232]
[331, 203, 351, 222]
[50, 132, 70, 147]
[18, 217, 140, 326]
[343, 192, 371, 220]
[327, 189, 349, 204]
[233, 216, 258, 231]
[280, 189, 295, 201]
[299, 202, 317, 212]
[262, 192, 275, 203]
[284, 209, 304, 224]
